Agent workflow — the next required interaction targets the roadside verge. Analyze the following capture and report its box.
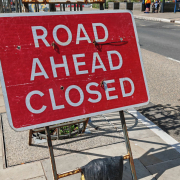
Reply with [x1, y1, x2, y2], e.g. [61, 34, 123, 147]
[134, 15, 180, 24]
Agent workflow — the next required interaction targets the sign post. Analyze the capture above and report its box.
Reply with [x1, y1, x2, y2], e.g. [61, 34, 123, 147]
[0, 11, 149, 180]
[45, 126, 58, 180]
[120, 110, 137, 180]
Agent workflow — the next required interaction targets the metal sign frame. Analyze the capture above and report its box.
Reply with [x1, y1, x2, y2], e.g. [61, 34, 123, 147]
[0, 9, 140, 180]
[28, 111, 137, 180]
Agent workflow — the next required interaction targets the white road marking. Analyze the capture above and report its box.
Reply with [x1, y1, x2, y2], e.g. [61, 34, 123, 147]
[127, 108, 180, 153]
[167, 57, 180, 63]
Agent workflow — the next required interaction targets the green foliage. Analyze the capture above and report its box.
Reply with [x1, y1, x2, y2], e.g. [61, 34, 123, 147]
[59, 125, 77, 135]
[92, 3, 100, 9]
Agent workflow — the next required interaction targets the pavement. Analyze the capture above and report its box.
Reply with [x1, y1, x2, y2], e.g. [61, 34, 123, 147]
[1, 107, 180, 180]
[132, 10, 180, 24]
[1, 106, 180, 180]
[1, 10, 180, 180]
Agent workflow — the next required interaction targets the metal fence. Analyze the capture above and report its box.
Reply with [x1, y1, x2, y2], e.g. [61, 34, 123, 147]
[0, 0, 26, 13]
[0, 0, 86, 13]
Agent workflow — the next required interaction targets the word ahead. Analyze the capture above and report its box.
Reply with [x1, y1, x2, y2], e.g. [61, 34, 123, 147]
[0, 11, 149, 131]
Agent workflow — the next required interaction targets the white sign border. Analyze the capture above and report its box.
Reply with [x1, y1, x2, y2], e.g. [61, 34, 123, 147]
[0, 10, 150, 131]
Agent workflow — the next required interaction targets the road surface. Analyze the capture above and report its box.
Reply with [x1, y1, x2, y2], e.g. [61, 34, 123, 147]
[136, 19, 180, 61]
[135, 19, 180, 142]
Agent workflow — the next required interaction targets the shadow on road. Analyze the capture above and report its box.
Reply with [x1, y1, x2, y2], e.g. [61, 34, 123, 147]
[138, 103, 180, 137]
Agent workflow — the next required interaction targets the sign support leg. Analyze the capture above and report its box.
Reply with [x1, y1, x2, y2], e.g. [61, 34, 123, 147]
[29, 129, 33, 145]
[119, 111, 137, 180]
[45, 126, 58, 180]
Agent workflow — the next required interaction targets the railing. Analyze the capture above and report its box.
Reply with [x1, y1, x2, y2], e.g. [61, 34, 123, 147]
[0, 0, 106, 13]
[0, 0, 84, 13]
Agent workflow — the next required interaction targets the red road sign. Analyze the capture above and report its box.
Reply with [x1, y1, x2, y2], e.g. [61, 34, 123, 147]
[0, 11, 149, 131]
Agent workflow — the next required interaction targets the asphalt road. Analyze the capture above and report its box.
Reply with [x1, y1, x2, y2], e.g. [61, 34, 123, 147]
[135, 19, 180, 61]
[135, 19, 180, 142]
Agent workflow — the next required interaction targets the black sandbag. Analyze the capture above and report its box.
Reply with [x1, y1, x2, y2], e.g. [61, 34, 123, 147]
[81, 156, 123, 180]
